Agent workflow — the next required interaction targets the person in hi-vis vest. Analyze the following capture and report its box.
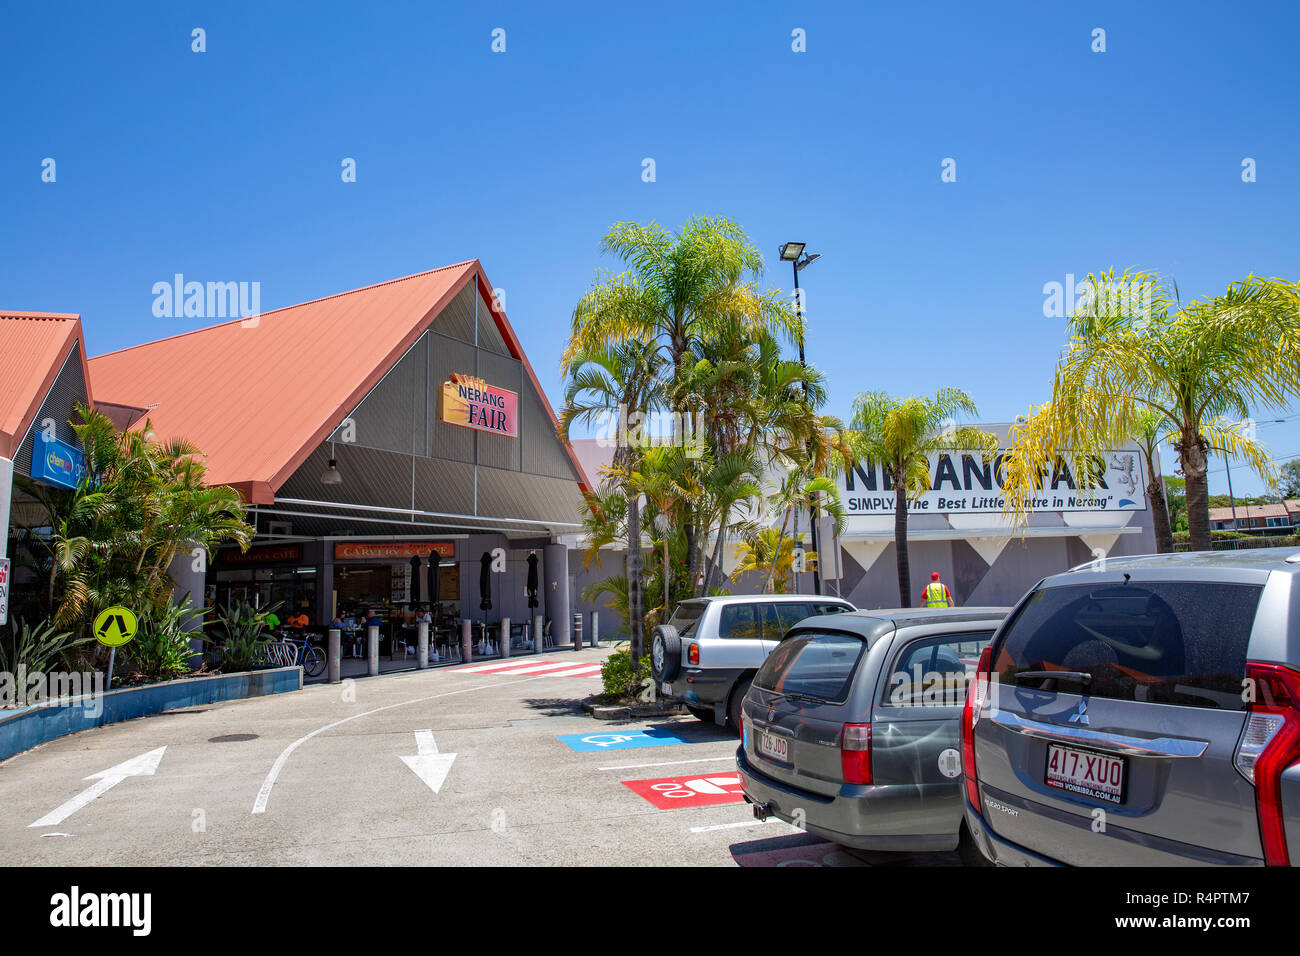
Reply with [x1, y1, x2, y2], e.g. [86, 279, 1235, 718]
[920, 571, 954, 608]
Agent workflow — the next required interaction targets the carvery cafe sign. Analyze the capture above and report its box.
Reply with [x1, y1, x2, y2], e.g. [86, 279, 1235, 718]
[440, 373, 517, 437]
[334, 541, 455, 560]
[218, 545, 303, 565]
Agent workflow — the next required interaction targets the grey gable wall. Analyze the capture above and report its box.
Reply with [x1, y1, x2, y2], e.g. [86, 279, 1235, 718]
[285, 281, 585, 527]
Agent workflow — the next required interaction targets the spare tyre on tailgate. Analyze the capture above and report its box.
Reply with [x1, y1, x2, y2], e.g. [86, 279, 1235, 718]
[650, 625, 682, 682]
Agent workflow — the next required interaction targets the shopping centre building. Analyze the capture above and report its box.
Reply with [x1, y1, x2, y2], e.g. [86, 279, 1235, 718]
[1, 261, 1157, 643]
[2, 262, 594, 647]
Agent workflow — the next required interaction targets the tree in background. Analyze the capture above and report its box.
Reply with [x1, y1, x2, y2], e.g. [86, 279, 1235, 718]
[846, 389, 998, 607]
[1274, 459, 1300, 500]
[1002, 271, 1299, 551]
[732, 528, 801, 593]
[1164, 476, 1188, 533]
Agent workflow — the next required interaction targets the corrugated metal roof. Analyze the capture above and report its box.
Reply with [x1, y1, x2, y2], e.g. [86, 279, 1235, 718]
[1208, 502, 1291, 521]
[87, 261, 591, 502]
[0, 312, 89, 459]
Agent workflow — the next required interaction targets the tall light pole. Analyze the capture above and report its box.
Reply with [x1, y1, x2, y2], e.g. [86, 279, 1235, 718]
[779, 241, 823, 594]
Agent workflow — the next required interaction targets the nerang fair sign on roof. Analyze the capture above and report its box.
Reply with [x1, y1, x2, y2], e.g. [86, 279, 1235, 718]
[439, 372, 517, 437]
[838, 448, 1148, 516]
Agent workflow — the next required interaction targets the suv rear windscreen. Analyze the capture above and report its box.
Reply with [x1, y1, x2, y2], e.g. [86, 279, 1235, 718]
[994, 581, 1263, 710]
[668, 601, 705, 636]
[754, 630, 866, 704]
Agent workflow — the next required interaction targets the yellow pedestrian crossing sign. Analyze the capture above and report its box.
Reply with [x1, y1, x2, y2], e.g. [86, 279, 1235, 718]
[93, 606, 138, 647]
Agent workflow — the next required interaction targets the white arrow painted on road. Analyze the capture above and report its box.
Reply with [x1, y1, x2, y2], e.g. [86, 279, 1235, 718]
[28, 746, 167, 828]
[398, 730, 457, 795]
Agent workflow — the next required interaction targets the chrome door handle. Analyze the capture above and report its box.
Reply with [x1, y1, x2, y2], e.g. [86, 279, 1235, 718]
[990, 709, 1209, 758]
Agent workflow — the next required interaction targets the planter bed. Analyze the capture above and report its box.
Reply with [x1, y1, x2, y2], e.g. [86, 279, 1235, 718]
[0, 666, 302, 763]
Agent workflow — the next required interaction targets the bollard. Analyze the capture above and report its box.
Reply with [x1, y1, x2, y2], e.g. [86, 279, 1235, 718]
[500, 617, 511, 659]
[461, 619, 473, 663]
[367, 624, 379, 677]
[328, 628, 341, 684]
[416, 621, 429, 669]
[572, 612, 583, 652]
[590, 611, 599, 648]
[533, 615, 543, 654]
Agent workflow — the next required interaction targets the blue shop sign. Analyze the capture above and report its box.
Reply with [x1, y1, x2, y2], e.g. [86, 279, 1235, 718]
[30, 435, 86, 490]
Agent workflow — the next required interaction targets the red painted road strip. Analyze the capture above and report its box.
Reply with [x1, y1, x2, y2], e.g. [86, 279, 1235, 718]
[622, 773, 747, 809]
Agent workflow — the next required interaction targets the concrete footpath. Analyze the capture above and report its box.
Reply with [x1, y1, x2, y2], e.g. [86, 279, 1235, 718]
[0, 648, 959, 867]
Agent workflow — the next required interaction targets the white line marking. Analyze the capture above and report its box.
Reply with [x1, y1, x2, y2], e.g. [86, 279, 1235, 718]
[252, 676, 546, 814]
[690, 818, 785, 833]
[597, 754, 741, 771]
[29, 746, 167, 828]
[414, 729, 437, 756]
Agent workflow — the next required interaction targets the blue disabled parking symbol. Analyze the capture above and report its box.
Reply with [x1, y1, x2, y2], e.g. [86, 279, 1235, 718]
[558, 729, 689, 752]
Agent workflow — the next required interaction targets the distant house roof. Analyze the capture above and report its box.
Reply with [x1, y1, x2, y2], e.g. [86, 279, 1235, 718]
[88, 261, 589, 504]
[0, 311, 92, 460]
[1208, 502, 1292, 522]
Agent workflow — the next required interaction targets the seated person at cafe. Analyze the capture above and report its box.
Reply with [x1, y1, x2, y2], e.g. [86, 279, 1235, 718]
[362, 609, 383, 629]
[287, 605, 310, 630]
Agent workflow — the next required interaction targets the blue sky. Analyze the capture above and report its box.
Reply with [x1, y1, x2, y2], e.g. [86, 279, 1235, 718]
[4, 1, 1298, 495]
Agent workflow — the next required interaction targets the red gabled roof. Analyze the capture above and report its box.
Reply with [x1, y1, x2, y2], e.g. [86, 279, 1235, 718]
[0, 311, 91, 460]
[88, 261, 590, 503]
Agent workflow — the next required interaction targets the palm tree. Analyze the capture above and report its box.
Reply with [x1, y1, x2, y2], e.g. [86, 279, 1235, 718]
[563, 217, 801, 654]
[733, 528, 801, 594]
[847, 389, 998, 607]
[697, 448, 764, 594]
[611, 446, 699, 623]
[564, 217, 801, 382]
[759, 466, 845, 593]
[558, 340, 664, 666]
[1002, 271, 1298, 551]
[28, 405, 254, 633]
[1129, 409, 1176, 553]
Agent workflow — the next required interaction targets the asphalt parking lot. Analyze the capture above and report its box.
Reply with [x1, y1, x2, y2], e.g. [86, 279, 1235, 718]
[0, 648, 962, 866]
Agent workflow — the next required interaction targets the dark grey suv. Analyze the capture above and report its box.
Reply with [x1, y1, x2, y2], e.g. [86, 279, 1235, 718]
[737, 607, 1007, 857]
[963, 548, 1300, 866]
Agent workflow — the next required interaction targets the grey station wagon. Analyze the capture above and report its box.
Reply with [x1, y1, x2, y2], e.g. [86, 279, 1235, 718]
[736, 607, 1008, 858]
[963, 549, 1300, 866]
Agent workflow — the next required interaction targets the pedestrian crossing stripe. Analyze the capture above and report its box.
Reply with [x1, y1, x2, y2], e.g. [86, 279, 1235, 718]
[453, 659, 603, 679]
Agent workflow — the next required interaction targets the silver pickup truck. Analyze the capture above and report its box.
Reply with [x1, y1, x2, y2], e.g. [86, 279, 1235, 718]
[650, 594, 855, 731]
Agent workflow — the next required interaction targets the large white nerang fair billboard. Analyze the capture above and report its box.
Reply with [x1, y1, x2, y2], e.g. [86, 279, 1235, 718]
[838, 449, 1148, 517]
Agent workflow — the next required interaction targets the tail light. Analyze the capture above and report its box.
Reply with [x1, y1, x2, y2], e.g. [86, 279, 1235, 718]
[962, 644, 994, 815]
[840, 723, 872, 785]
[688, 643, 699, 665]
[1236, 662, 1300, 866]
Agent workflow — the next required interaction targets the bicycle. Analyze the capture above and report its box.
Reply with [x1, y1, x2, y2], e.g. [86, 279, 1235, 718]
[278, 629, 326, 678]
